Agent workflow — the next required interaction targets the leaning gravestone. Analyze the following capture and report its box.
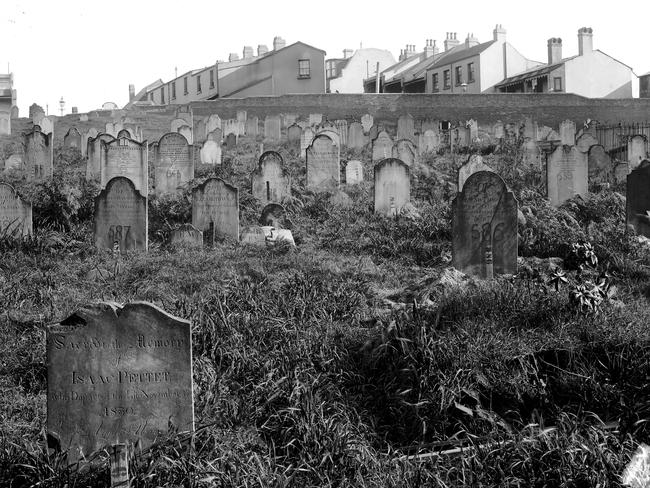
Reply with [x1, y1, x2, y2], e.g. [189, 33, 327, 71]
[372, 131, 393, 163]
[101, 137, 148, 196]
[24, 127, 54, 181]
[628, 135, 646, 169]
[260, 203, 287, 228]
[559, 120, 576, 146]
[306, 134, 340, 191]
[46, 302, 193, 462]
[154, 133, 194, 196]
[576, 133, 599, 153]
[373, 158, 410, 215]
[452, 171, 518, 277]
[94, 177, 147, 252]
[0, 182, 32, 237]
[251, 151, 291, 204]
[63, 127, 82, 149]
[264, 115, 281, 141]
[200, 141, 221, 165]
[192, 178, 239, 241]
[345, 160, 363, 185]
[392, 139, 417, 167]
[347, 122, 365, 150]
[397, 114, 415, 142]
[458, 155, 494, 192]
[626, 160, 650, 237]
[300, 127, 315, 159]
[86, 134, 115, 181]
[547, 145, 588, 207]
[361, 114, 373, 133]
[170, 223, 203, 247]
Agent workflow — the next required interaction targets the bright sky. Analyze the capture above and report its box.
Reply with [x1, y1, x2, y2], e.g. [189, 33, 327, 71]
[3, 0, 649, 115]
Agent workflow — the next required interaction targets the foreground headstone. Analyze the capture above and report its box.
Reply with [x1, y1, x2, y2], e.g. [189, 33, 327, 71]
[452, 171, 518, 277]
[458, 155, 494, 192]
[86, 134, 115, 180]
[101, 137, 148, 197]
[170, 223, 203, 247]
[94, 177, 148, 253]
[547, 145, 588, 206]
[373, 158, 410, 215]
[24, 127, 54, 181]
[626, 160, 650, 237]
[345, 160, 363, 185]
[46, 302, 193, 462]
[306, 134, 340, 191]
[192, 178, 239, 241]
[372, 131, 393, 163]
[154, 133, 194, 196]
[0, 182, 32, 236]
[251, 151, 291, 204]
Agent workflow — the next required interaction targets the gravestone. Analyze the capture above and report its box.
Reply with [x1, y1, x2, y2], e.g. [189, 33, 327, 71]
[547, 145, 588, 207]
[236, 110, 247, 123]
[523, 139, 541, 167]
[46, 302, 193, 462]
[456, 128, 469, 148]
[0, 182, 32, 237]
[105, 122, 116, 137]
[200, 141, 221, 165]
[421, 118, 439, 133]
[392, 139, 417, 167]
[223, 119, 240, 137]
[81, 128, 99, 158]
[614, 162, 629, 184]
[493, 122, 504, 140]
[40, 116, 54, 135]
[251, 151, 291, 204]
[420, 129, 440, 153]
[174, 105, 193, 126]
[80, 114, 89, 122]
[372, 131, 393, 163]
[260, 203, 287, 228]
[576, 133, 599, 153]
[282, 113, 297, 127]
[467, 119, 478, 141]
[87, 134, 116, 181]
[192, 178, 239, 241]
[240, 226, 267, 246]
[287, 123, 302, 144]
[587, 145, 611, 183]
[154, 133, 194, 196]
[452, 171, 518, 277]
[334, 120, 348, 147]
[626, 160, 650, 237]
[3, 154, 23, 173]
[117, 129, 132, 139]
[101, 137, 148, 197]
[170, 118, 187, 134]
[63, 127, 82, 149]
[309, 113, 322, 126]
[177, 125, 193, 145]
[374, 158, 410, 216]
[300, 127, 315, 159]
[207, 128, 222, 142]
[94, 177, 147, 252]
[458, 155, 495, 192]
[559, 120, 576, 146]
[29, 103, 44, 120]
[0, 111, 9, 135]
[522, 117, 537, 140]
[170, 223, 203, 247]
[361, 114, 373, 133]
[368, 124, 379, 142]
[347, 122, 365, 150]
[306, 134, 340, 191]
[195, 118, 206, 143]
[245, 116, 259, 138]
[206, 114, 222, 135]
[397, 114, 415, 142]
[628, 135, 646, 169]
[225, 133, 237, 149]
[264, 115, 281, 141]
[24, 127, 53, 181]
[345, 160, 363, 185]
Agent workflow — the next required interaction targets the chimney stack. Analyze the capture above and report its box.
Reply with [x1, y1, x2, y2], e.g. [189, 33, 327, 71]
[578, 27, 593, 56]
[128, 84, 135, 102]
[273, 36, 286, 51]
[343, 48, 354, 59]
[465, 33, 479, 48]
[444, 32, 460, 51]
[229, 52, 240, 62]
[423, 39, 439, 58]
[547, 37, 562, 64]
[243, 46, 254, 59]
[257, 44, 269, 56]
[405, 44, 417, 58]
[493, 24, 506, 42]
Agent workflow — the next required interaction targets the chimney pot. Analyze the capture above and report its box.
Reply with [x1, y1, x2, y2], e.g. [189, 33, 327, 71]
[578, 27, 593, 56]
[547, 37, 563, 64]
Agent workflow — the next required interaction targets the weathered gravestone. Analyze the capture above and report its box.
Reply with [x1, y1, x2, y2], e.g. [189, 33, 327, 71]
[207, 128, 222, 142]
[240, 226, 267, 246]
[86, 134, 115, 181]
[0, 111, 10, 135]
[373, 158, 410, 215]
[282, 113, 297, 127]
[63, 127, 82, 149]
[628, 135, 647, 169]
[300, 127, 315, 159]
[334, 120, 348, 147]
[81, 128, 99, 158]
[559, 119, 576, 146]
[264, 115, 281, 141]
[614, 162, 629, 184]
[0, 182, 32, 236]
[316, 128, 340, 148]
[154, 133, 194, 196]
[170, 223, 203, 247]
[223, 119, 240, 138]
[200, 141, 221, 165]
[192, 178, 239, 242]
[523, 139, 541, 168]
[452, 171, 518, 277]
[368, 124, 379, 142]
[94, 177, 147, 252]
[251, 151, 291, 204]
[195, 118, 206, 143]
[101, 137, 148, 196]
[576, 133, 599, 153]
[10, 105, 18, 119]
[260, 203, 287, 228]
[626, 160, 650, 237]
[117, 129, 132, 139]
[347, 122, 365, 150]
[547, 145, 588, 207]
[458, 155, 495, 192]
[236, 110, 247, 123]
[361, 114, 373, 133]
[39, 116, 54, 135]
[29, 103, 44, 121]
[206, 114, 222, 135]
[79, 114, 89, 122]
[309, 113, 322, 127]
[372, 131, 393, 163]
[467, 119, 478, 141]
[345, 160, 363, 185]
[245, 116, 259, 138]
[177, 125, 193, 145]
[392, 139, 417, 167]
[24, 127, 54, 181]
[174, 105, 193, 126]
[421, 118, 439, 133]
[397, 114, 415, 142]
[225, 132, 237, 149]
[170, 118, 187, 134]
[522, 117, 537, 141]
[3, 154, 23, 173]
[46, 302, 193, 462]
[287, 123, 302, 144]
[493, 122, 505, 140]
[306, 134, 340, 191]
[420, 129, 440, 153]
[587, 145, 611, 183]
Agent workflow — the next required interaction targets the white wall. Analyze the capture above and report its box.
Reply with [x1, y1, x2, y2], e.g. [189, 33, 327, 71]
[565, 50, 636, 98]
[330, 49, 396, 93]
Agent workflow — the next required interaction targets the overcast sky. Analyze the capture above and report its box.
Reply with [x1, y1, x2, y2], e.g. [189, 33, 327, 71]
[2, 0, 648, 115]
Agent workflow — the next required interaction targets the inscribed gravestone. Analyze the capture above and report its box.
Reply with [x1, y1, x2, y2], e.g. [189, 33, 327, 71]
[101, 137, 148, 197]
[334, 120, 348, 147]
[40, 116, 54, 135]
[245, 117, 258, 138]
[458, 155, 495, 192]
[348, 122, 365, 150]
[626, 160, 650, 237]
[420, 129, 440, 153]
[170, 223, 203, 247]
[372, 131, 393, 163]
[24, 127, 53, 181]
[361, 114, 373, 133]
[309, 113, 322, 126]
[154, 133, 194, 196]
[94, 177, 147, 252]
[345, 160, 363, 185]
[223, 119, 240, 137]
[264, 116, 281, 141]
[251, 151, 291, 204]
[46, 302, 192, 462]
[559, 120, 576, 145]
[87, 134, 115, 181]
[397, 114, 415, 142]
[260, 203, 287, 228]
[392, 139, 417, 167]
[287, 124, 302, 144]
[177, 125, 193, 145]
[236, 110, 247, 123]
[300, 127, 315, 159]
[614, 162, 629, 184]
[64, 127, 82, 149]
[374, 158, 410, 216]
[0, 182, 32, 236]
[29, 103, 44, 120]
[628, 135, 646, 169]
[547, 145, 588, 207]
[306, 134, 340, 191]
[452, 171, 518, 277]
[588, 145, 611, 182]
[200, 141, 221, 165]
[225, 133, 237, 149]
[240, 226, 267, 246]
[192, 178, 239, 241]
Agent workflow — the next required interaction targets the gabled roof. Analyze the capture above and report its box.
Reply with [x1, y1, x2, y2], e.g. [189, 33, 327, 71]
[381, 52, 428, 81]
[400, 53, 446, 85]
[495, 56, 578, 87]
[426, 40, 496, 71]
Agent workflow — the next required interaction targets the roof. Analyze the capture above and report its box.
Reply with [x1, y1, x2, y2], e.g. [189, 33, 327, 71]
[495, 56, 577, 87]
[426, 40, 496, 71]
[400, 53, 446, 85]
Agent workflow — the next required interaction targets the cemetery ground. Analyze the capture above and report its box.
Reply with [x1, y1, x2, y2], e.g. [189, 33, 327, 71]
[1, 137, 650, 487]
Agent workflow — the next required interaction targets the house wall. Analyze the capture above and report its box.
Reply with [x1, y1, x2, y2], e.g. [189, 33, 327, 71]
[427, 53, 482, 94]
[329, 49, 396, 93]
[564, 50, 636, 98]
[149, 66, 219, 105]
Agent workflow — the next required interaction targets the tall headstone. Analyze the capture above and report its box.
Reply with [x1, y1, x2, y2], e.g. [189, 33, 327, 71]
[300, 127, 315, 159]
[192, 178, 239, 241]
[24, 127, 54, 181]
[101, 137, 148, 197]
[559, 120, 576, 146]
[420, 129, 440, 153]
[170, 223, 203, 247]
[264, 116, 281, 141]
[372, 131, 393, 163]
[547, 145, 588, 207]
[200, 140, 221, 165]
[81, 128, 99, 158]
[236, 110, 247, 123]
[245, 116, 258, 138]
[458, 155, 494, 192]
[626, 160, 650, 237]
[347, 122, 366, 150]
[46, 302, 193, 462]
[0, 182, 32, 237]
[628, 135, 647, 169]
[452, 171, 518, 277]
[334, 120, 348, 147]
[94, 177, 148, 252]
[345, 160, 363, 185]
[361, 114, 373, 133]
[392, 139, 417, 167]
[86, 134, 115, 181]
[287, 123, 302, 144]
[251, 151, 291, 204]
[306, 134, 340, 191]
[63, 127, 82, 149]
[397, 114, 415, 142]
[374, 158, 410, 216]
[154, 133, 194, 196]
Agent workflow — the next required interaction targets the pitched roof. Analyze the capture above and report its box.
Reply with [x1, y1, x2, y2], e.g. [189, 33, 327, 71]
[427, 40, 496, 71]
[400, 53, 446, 85]
[494, 56, 577, 87]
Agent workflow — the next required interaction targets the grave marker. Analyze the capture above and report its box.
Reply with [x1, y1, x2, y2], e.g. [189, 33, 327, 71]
[306, 134, 340, 191]
[192, 178, 239, 241]
[264, 115, 281, 141]
[200, 141, 221, 165]
[245, 116, 259, 138]
[361, 114, 373, 133]
[86, 134, 115, 181]
[225, 132, 237, 149]
[614, 162, 629, 184]
[372, 131, 393, 163]
[260, 203, 287, 228]
[587, 144, 611, 183]
[458, 155, 494, 192]
[251, 151, 291, 204]
[397, 114, 415, 142]
[309, 113, 322, 126]
[300, 127, 315, 159]
[154, 133, 194, 196]
[628, 135, 647, 169]
[559, 119, 576, 145]
[24, 127, 53, 181]
[345, 160, 363, 185]
[626, 160, 650, 237]
[206, 114, 222, 135]
[0, 182, 32, 236]
[170, 223, 203, 247]
[334, 120, 348, 147]
[347, 122, 365, 150]
[392, 139, 417, 167]
[547, 145, 588, 206]
[420, 129, 440, 153]
[373, 158, 410, 215]
[63, 127, 82, 149]
[287, 123, 302, 144]
[101, 137, 148, 196]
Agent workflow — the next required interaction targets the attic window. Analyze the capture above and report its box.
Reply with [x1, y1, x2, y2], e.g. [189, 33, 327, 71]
[298, 59, 311, 79]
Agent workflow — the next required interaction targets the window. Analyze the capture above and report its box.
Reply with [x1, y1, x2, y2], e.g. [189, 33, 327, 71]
[171, 82, 176, 100]
[160, 87, 165, 104]
[432, 73, 439, 92]
[197, 75, 202, 94]
[209, 70, 215, 89]
[326, 61, 337, 79]
[183, 77, 188, 95]
[553, 77, 562, 92]
[468, 63, 475, 83]
[298, 59, 311, 78]
[455, 66, 463, 85]
[443, 70, 451, 89]
[149, 92, 154, 101]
